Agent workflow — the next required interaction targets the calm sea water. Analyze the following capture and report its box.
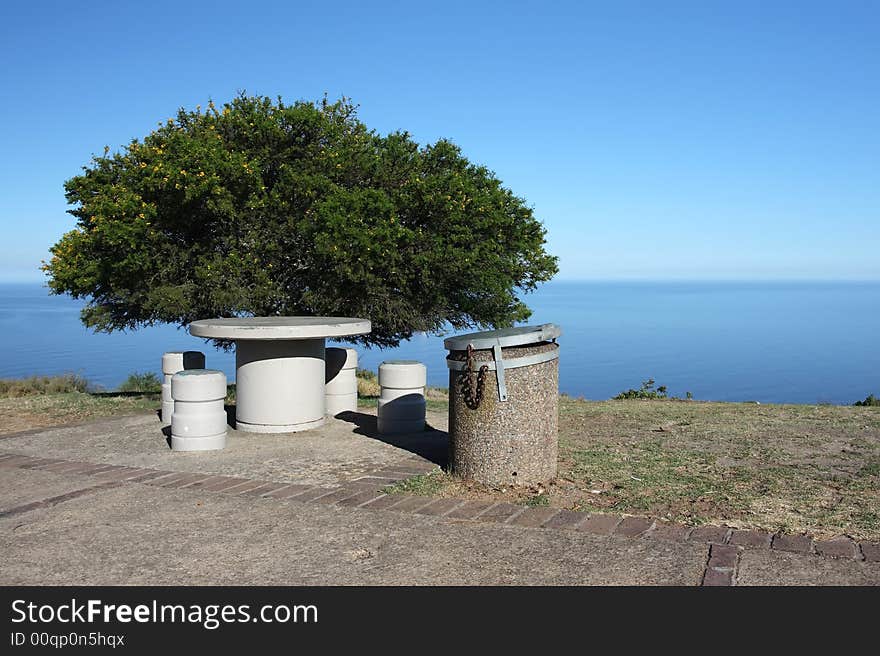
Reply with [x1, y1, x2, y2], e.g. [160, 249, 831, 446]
[1, 281, 877, 405]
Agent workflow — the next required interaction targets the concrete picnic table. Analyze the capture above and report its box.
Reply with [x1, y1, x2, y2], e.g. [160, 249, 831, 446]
[189, 317, 371, 433]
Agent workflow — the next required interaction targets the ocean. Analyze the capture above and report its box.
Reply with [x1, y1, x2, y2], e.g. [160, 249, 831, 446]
[0, 281, 877, 405]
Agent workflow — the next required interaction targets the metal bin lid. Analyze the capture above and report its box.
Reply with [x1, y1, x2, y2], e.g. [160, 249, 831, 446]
[443, 323, 561, 351]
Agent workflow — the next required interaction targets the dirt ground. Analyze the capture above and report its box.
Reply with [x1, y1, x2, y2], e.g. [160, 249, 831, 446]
[4, 390, 879, 541]
[387, 397, 880, 541]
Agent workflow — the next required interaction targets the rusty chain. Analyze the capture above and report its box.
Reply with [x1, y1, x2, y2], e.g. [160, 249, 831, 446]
[459, 344, 489, 410]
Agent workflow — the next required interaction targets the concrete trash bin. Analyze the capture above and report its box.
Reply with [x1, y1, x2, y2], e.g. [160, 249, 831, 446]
[445, 324, 561, 486]
[161, 350, 205, 424]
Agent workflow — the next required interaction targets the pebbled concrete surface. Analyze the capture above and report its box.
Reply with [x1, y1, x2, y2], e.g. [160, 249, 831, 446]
[0, 468, 104, 513]
[0, 481, 708, 585]
[3, 414, 877, 586]
[737, 548, 880, 586]
[0, 410, 448, 487]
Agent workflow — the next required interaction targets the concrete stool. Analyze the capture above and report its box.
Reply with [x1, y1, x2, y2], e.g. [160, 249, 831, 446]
[161, 351, 205, 424]
[325, 347, 358, 416]
[377, 361, 426, 434]
[170, 369, 227, 451]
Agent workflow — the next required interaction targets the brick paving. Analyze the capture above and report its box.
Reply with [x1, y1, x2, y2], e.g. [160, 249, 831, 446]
[615, 516, 654, 538]
[358, 494, 403, 511]
[510, 506, 561, 528]
[772, 533, 814, 554]
[0, 480, 123, 520]
[698, 543, 740, 586]
[689, 525, 731, 544]
[728, 529, 772, 549]
[859, 543, 880, 562]
[444, 500, 495, 520]
[650, 521, 692, 541]
[1, 447, 877, 586]
[476, 502, 525, 524]
[335, 489, 387, 508]
[414, 498, 466, 517]
[541, 509, 587, 530]
[815, 537, 860, 560]
[578, 513, 622, 536]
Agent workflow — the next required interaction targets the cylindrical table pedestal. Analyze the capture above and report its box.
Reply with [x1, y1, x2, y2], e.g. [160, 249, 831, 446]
[234, 338, 326, 433]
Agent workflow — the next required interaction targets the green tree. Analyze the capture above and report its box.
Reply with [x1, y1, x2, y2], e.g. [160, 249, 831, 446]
[45, 94, 557, 347]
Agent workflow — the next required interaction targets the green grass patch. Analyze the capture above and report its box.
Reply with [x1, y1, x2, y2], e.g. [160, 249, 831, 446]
[525, 493, 550, 507]
[383, 472, 445, 496]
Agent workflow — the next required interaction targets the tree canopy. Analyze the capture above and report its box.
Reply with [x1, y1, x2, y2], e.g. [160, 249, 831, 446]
[45, 94, 558, 347]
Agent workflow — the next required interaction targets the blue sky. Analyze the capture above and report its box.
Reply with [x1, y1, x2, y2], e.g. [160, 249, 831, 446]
[1, 0, 877, 282]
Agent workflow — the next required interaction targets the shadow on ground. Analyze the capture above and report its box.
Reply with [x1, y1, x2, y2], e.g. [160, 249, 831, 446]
[335, 411, 448, 468]
[164, 401, 447, 466]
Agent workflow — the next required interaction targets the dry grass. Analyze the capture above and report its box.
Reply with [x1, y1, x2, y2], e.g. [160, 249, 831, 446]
[384, 397, 880, 541]
[355, 369, 381, 397]
[0, 373, 91, 397]
[0, 391, 160, 435]
[356, 368, 449, 412]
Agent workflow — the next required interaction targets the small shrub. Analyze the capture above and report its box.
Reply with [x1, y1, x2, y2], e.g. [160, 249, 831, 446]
[613, 378, 668, 400]
[356, 368, 377, 381]
[0, 374, 91, 397]
[854, 394, 880, 407]
[356, 368, 381, 397]
[118, 372, 162, 393]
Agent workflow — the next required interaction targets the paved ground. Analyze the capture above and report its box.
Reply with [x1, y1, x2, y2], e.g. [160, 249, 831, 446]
[0, 409, 449, 487]
[1, 411, 878, 585]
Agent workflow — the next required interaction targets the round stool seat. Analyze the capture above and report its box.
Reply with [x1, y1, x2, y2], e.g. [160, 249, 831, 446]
[162, 351, 206, 375]
[378, 361, 426, 389]
[171, 369, 227, 402]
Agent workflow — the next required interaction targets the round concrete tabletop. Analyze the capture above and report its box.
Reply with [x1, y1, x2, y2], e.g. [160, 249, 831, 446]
[189, 317, 371, 340]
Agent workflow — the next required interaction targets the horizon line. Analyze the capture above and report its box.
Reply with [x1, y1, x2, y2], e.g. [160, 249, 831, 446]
[550, 276, 880, 283]
[2, 275, 880, 286]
